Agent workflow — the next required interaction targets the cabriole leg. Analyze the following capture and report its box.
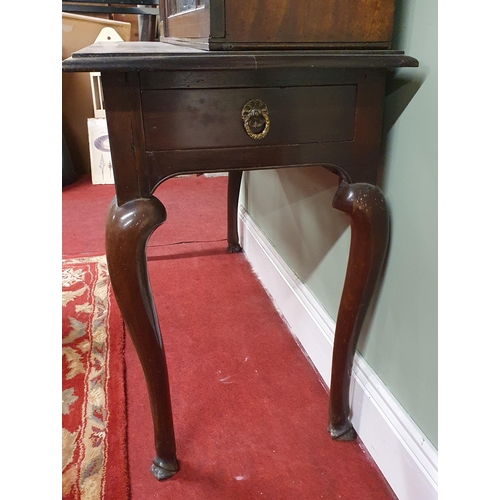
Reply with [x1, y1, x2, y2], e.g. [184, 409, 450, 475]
[328, 181, 389, 440]
[227, 170, 243, 253]
[105, 196, 179, 480]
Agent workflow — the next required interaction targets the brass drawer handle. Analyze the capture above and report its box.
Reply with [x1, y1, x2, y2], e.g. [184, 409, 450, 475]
[241, 99, 270, 140]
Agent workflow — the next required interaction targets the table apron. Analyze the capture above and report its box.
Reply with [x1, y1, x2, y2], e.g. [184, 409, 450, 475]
[146, 141, 381, 191]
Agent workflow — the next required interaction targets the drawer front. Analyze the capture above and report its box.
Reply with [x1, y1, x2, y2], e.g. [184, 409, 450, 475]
[141, 85, 356, 151]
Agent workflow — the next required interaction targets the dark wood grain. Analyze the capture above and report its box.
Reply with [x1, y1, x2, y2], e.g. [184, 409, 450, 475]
[160, 0, 395, 49]
[105, 196, 179, 480]
[141, 85, 356, 150]
[62, 42, 418, 481]
[62, 42, 418, 73]
[328, 181, 390, 440]
[223, 0, 394, 46]
[100, 72, 151, 204]
[139, 67, 374, 90]
[227, 170, 243, 253]
[142, 66, 386, 187]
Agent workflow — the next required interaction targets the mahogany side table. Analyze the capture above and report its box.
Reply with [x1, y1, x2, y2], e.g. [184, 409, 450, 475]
[62, 42, 418, 480]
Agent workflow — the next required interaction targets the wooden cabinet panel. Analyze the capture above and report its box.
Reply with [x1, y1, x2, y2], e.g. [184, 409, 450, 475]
[160, 0, 395, 50]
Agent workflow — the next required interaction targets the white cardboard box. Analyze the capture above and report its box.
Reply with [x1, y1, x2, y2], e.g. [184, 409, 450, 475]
[88, 118, 114, 185]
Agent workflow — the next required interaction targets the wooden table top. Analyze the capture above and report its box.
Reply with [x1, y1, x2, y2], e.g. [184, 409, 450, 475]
[62, 41, 418, 72]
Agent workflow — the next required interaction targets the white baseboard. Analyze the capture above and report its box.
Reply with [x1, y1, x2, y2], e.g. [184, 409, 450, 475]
[238, 207, 438, 500]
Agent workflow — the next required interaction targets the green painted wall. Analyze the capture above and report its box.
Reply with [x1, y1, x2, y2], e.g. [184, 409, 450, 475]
[241, 0, 438, 448]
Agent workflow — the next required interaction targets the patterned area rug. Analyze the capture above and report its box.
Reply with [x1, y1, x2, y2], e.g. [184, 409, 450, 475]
[62, 256, 129, 499]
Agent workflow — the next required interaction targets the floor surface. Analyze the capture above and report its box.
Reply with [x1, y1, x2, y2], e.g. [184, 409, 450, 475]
[63, 174, 397, 499]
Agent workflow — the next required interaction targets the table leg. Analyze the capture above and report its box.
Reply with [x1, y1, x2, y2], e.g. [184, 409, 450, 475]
[328, 181, 389, 440]
[105, 196, 179, 480]
[227, 170, 243, 253]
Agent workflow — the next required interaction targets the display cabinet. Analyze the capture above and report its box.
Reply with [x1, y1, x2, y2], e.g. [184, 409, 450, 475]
[159, 0, 396, 50]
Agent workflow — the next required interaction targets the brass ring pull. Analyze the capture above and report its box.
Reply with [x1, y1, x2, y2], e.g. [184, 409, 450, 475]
[241, 99, 270, 140]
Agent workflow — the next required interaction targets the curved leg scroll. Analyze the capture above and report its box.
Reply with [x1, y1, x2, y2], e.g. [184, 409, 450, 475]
[328, 181, 389, 440]
[105, 196, 179, 480]
[227, 170, 243, 253]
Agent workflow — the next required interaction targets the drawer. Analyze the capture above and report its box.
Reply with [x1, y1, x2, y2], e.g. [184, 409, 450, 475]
[141, 85, 356, 151]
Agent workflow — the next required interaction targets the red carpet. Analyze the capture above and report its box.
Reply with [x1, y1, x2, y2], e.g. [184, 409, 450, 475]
[63, 175, 397, 499]
[62, 175, 227, 258]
